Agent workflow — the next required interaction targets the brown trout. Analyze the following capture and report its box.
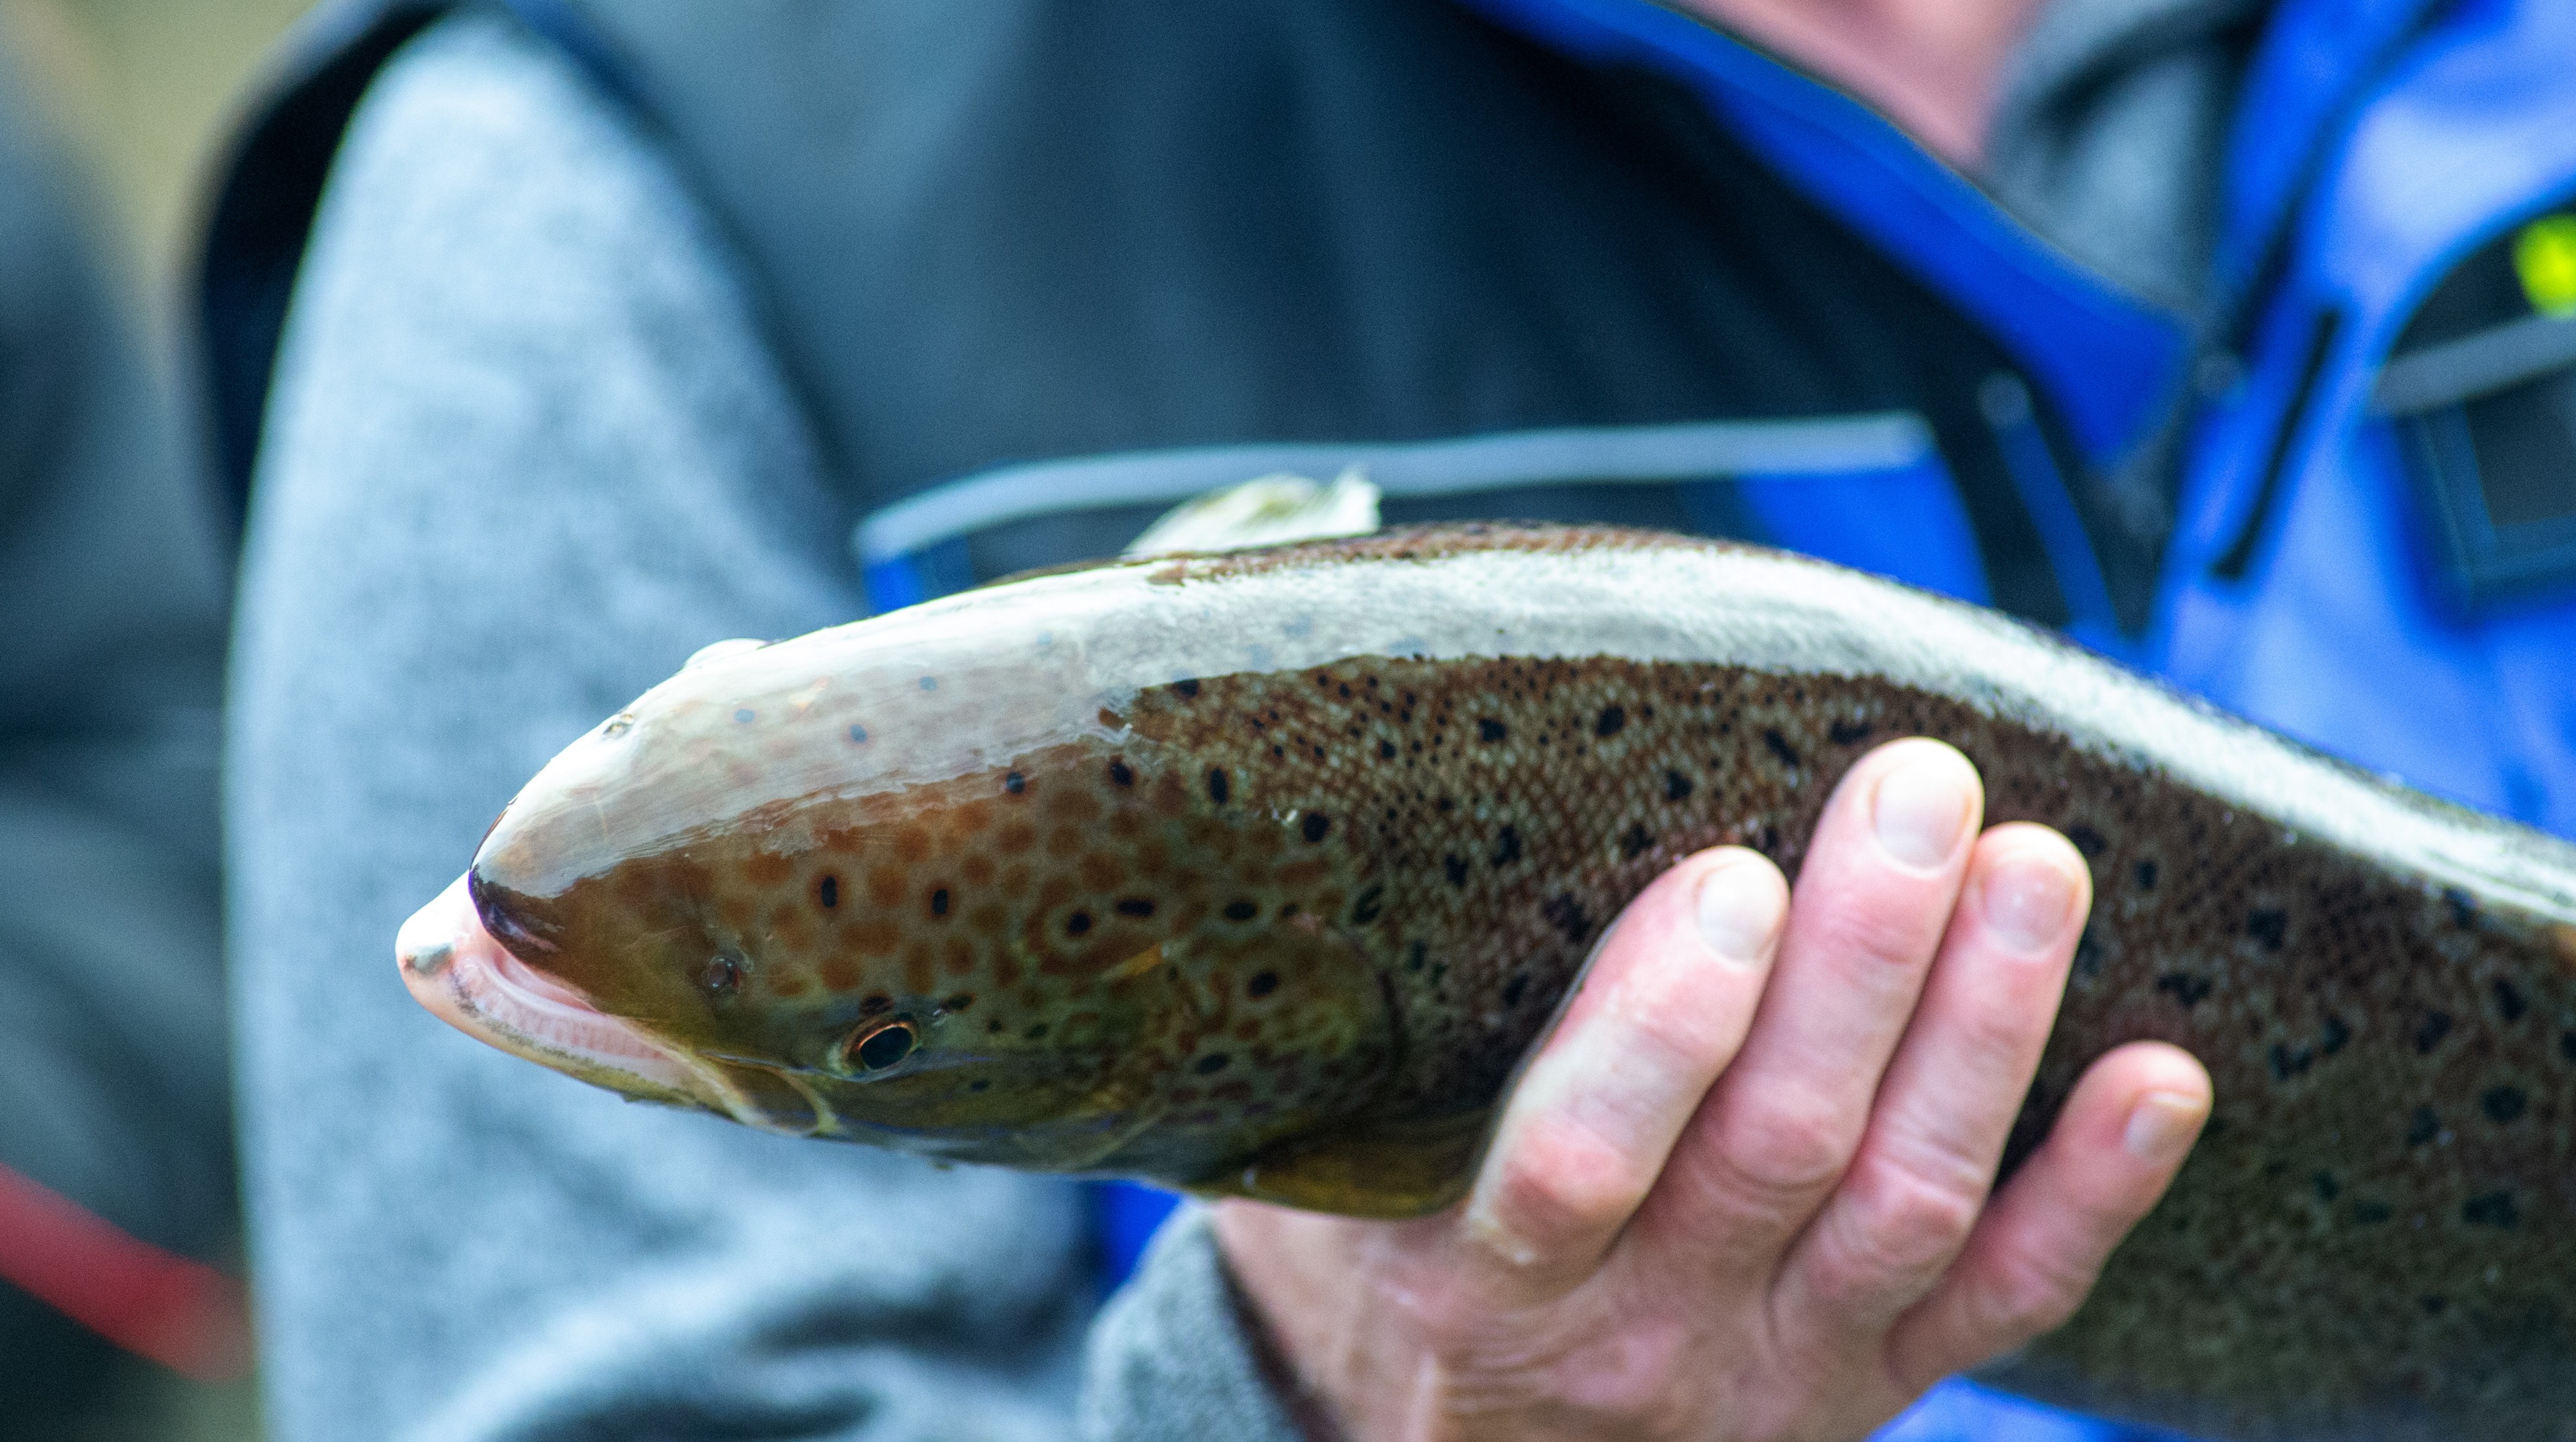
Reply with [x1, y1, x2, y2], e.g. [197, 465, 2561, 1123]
[399, 524, 2576, 1439]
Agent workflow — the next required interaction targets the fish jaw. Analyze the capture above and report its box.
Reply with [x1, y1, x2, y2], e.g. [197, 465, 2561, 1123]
[396, 874, 814, 1131]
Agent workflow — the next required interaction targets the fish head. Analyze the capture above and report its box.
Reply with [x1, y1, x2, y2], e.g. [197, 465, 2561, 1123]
[400, 612, 1396, 1181]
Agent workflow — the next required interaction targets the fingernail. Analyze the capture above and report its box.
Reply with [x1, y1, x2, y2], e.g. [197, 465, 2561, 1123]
[2124, 1090, 2208, 1164]
[1872, 747, 1972, 869]
[1980, 851, 2079, 953]
[1696, 860, 1783, 969]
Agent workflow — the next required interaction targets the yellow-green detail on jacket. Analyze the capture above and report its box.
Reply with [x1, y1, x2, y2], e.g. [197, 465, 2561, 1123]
[426, 525, 2576, 1441]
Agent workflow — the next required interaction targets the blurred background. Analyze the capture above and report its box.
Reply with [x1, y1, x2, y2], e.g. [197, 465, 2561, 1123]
[0, 2, 309, 1439]
[1, 0, 311, 327]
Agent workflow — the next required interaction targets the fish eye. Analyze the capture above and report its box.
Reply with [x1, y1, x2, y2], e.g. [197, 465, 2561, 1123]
[849, 1019, 918, 1072]
[698, 951, 745, 996]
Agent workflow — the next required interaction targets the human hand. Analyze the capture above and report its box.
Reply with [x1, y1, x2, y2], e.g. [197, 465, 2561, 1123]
[1214, 737, 2212, 1441]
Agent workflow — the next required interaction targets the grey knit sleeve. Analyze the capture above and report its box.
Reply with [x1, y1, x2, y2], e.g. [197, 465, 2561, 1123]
[231, 13, 1312, 1441]
[229, 16, 1089, 1441]
[1081, 1207, 1323, 1441]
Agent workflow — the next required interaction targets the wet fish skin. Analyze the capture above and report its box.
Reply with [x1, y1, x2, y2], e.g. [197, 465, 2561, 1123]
[447, 524, 2576, 1440]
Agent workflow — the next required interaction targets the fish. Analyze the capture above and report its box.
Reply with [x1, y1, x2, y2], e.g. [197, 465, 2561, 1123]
[398, 523, 2576, 1440]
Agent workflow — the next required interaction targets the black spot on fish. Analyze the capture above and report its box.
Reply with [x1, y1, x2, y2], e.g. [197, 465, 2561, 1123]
[1479, 718, 1508, 743]
[2312, 1171, 2339, 1202]
[2320, 1015, 2351, 1055]
[1222, 900, 1257, 923]
[2269, 1043, 2315, 1081]
[1248, 971, 1279, 997]
[2245, 909, 2288, 951]
[1352, 886, 1384, 926]
[1491, 826, 1521, 868]
[1621, 823, 1653, 860]
[1025, 1023, 1049, 1040]
[1195, 1053, 1231, 1076]
[816, 875, 839, 910]
[2422, 1295, 2449, 1316]
[1115, 897, 1155, 919]
[1665, 769, 1694, 802]
[1203, 768, 1231, 805]
[2416, 1011, 2453, 1055]
[2562, 1031, 2576, 1062]
[1442, 854, 1468, 888]
[2072, 927, 2104, 980]
[1762, 728, 1801, 770]
[2484, 1086, 2528, 1123]
[1108, 759, 1135, 787]
[2445, 887, 2478, 929]
[1540, 894, 1592, 945]
[1828, 718, 1874, 745]
[969, 1079, 991, 1092]
[1403, 943, 1426, 974]
[2464, 1191, 2519, 1229]
[1301, 813, 1331, 843]
[1379, 740, 1397, 760]
[943, 993, 973, 1011]
[2135, 860, 2158, 891]
[2407, 1106, 2440, 1146]
[2156, 972, 2212, 1009]
[848, 724, 869, 744]
[1595, 706, 1626, 738]
[1004, 772, 1026, 794]
[2065, 825, 2108, 860]
[1175, 678, 1199, 699]
[734, 709, 757, 724]
[2350, 1200, 2394, 1225]
[930, 888, 949, 918]
[2494, 978, 2528, 1023]
[1065, 911, 1092, 937]
[1502, 973, 1529, 1009]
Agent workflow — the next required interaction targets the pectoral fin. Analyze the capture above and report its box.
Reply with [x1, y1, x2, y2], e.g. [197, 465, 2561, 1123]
[1197, 1105, 1493, 1219]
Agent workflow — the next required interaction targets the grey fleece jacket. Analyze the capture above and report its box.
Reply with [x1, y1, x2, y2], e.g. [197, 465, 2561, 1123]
[229, 16, 1301, 1441]
[227, 5, 2255, 1439]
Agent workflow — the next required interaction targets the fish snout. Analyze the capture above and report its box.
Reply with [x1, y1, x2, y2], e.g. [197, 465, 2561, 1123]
[394, 874, 719, 1111]
[465, 864, 562, 960]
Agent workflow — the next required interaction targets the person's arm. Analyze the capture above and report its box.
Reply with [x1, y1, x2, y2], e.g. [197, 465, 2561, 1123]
[229, 17, 1096, 1438]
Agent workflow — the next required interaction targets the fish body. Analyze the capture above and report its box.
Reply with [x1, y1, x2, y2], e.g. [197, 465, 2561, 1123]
[413, 525, 2576, 1439]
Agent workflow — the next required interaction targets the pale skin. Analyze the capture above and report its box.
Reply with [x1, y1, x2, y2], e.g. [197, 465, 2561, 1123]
[1672, 0, 2050, 165]
[1217, 739, 2213, 1441]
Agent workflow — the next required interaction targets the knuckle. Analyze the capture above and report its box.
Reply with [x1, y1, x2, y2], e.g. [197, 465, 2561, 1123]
[1719, 1092, 1858, 1202]
[1489, 1117, 1650, 1242]
[1850, 1162, 1986, 1270]
[1974, 1247, 2098, 1341]
[1809, 1164, 1985, 1312]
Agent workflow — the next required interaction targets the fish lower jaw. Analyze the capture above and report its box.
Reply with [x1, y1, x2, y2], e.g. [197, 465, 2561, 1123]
[395, 874, 726, 1112]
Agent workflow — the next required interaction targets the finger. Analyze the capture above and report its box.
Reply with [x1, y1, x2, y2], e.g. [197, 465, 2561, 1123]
[1456, 845, 1788, 1303]
[1771, 823, 2090, 1348]
[1644, 739, 1982, 1271]
[1884, 1041, 2212, 1387]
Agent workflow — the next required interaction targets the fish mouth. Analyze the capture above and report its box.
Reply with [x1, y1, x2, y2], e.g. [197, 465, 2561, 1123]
[394, 874, 827, 1135]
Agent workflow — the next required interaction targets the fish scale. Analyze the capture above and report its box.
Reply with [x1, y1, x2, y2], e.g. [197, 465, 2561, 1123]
[416, 523, 2576, 1439]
